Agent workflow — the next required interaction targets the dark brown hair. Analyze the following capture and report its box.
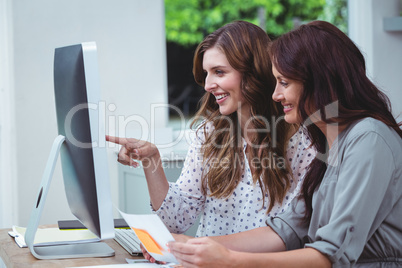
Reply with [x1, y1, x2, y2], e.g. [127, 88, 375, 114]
[269, 20, 402, 219]
[191, 20, 291, 213]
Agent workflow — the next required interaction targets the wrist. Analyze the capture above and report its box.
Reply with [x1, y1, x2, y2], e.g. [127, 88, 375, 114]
[228, 249, 245, 268]
[141, 151, 161, 168]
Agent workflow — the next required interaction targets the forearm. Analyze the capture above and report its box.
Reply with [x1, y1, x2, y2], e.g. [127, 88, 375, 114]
[142, 153, 169, 210]
[230, 248, 331, 268]
[169, 234, 330, 268]
[211, 226, 286, 253]
[107, 135, 170, 210]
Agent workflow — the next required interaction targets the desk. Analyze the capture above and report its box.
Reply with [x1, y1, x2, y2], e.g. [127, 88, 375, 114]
[0, 226, 141, 268]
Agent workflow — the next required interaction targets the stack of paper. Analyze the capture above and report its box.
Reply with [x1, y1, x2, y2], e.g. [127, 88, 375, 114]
[8, 225, 100, 247]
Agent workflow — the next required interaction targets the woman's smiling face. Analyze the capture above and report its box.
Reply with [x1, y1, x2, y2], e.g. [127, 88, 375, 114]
[202, 46, 250, 117]
[271, 64, 304, 124]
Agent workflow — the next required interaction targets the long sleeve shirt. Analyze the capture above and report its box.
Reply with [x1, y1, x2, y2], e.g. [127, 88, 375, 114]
[267, 118, 402, 267]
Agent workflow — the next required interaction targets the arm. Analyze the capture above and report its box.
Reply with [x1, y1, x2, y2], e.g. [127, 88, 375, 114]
[209, 226, 285, 253]
[107, 132, 206, 234]
[230, 248, 331, 268]
[142, 151, 169, 210]
[106, 135, 169, 210]
[169, 234, 330, 268]
[210, 196, 309, 253]
[305, 128, 400, 265]
[151, 127, 209, 234]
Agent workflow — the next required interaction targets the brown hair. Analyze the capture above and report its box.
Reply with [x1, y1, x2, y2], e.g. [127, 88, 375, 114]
[191, 20, 291, 213]
[269, 20, 402, 219]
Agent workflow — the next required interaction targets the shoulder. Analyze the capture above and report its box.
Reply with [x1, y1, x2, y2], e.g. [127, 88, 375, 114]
[191, 120, 215, 143]
[341, 117, 402, 165]
[346, 117, 391, 134]
[344, 118, 401, 148]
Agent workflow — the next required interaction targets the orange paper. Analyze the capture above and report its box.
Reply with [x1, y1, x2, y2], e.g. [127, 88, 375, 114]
[132, 227, 163, 255]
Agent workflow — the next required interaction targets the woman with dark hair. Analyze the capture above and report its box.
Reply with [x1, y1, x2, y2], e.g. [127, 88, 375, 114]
[107, 20, 313, 239]
[167, 20, 402, 267]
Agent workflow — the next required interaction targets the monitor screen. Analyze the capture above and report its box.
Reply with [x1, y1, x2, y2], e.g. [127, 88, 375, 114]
[24, 42, 115, 259]
[53, 42, 114, 240]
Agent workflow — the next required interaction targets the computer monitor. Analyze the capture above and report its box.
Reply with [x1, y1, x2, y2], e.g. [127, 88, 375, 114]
[24, 42, 115, 259]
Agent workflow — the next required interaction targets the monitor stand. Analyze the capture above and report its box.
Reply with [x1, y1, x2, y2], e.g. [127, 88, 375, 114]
[24, 135, 115, 259]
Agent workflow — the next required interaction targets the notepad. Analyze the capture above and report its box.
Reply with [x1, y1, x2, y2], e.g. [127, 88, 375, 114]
[8, 225, 100, 248]
[118, 210, 178, 264]
[131, 228, 163, 255]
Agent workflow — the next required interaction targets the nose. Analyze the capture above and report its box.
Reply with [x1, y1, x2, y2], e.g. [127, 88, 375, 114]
[272, 84, 283, 102]
[204, 74, 217, 92]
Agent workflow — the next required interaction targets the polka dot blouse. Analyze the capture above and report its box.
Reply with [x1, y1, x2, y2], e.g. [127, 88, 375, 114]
[152, 123, 315, 237]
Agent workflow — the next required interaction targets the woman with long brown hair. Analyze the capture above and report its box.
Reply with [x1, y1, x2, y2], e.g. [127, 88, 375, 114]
[107, 20, 313, 238]
[167, 20, 402, 267]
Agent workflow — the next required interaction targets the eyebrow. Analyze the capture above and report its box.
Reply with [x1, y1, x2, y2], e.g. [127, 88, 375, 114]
[203, 65, 228, 71]
[212, 65, 227, 69]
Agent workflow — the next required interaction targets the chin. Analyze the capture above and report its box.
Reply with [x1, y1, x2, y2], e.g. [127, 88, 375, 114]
[284, 114, 298, 124]
[219, 108, 231, 116]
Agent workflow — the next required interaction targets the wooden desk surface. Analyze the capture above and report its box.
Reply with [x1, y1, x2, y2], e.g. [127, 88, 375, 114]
[0, 226, 142, 268]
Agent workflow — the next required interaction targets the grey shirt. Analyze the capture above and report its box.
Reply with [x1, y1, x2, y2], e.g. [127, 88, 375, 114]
[267, 118, 402, 267]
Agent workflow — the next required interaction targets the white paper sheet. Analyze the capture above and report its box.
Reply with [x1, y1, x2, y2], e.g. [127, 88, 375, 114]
[119, 210, 178, 264]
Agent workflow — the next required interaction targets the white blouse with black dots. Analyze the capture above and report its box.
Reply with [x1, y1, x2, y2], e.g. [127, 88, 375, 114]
[152, 123, 315, 237]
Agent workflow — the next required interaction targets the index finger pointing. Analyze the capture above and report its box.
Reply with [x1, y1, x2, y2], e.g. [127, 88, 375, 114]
[106, 135, 129, 145]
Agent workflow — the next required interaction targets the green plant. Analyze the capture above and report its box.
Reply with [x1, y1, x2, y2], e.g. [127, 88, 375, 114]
[164, 0, 328, 46]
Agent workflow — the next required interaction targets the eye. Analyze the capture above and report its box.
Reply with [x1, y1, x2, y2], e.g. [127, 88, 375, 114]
[215, 70, 224, 76]
[279, 81, 288, 87]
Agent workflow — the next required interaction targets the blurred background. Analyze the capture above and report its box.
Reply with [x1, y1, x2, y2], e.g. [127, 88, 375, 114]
[165, 0, 348, 117]
[0, 0, 401, 234]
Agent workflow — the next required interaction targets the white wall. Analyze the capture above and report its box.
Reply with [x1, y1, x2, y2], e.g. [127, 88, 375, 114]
[0, 0, 168, 227]
[349, 0, 402, 119]
[0, 0, 18, 228]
